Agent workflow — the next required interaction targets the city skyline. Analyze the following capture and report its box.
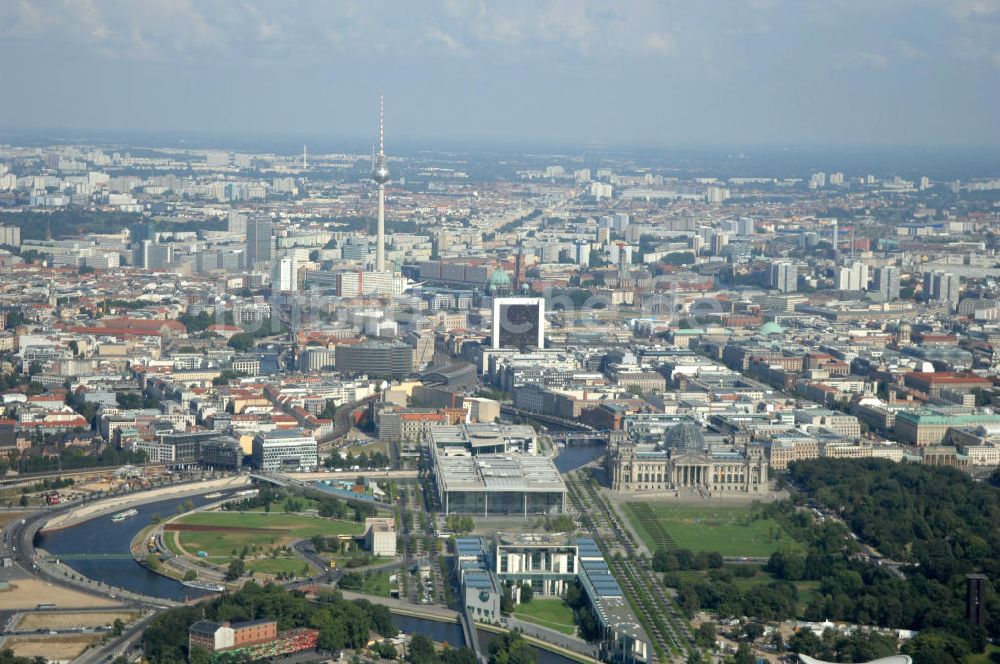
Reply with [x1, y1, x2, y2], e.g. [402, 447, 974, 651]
[2, 1, 1000, 147]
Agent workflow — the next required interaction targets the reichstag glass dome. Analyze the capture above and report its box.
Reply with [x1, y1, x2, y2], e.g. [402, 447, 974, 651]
[663, 421, 705, 453]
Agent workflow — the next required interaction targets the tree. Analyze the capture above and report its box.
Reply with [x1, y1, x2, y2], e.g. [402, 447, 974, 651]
[519, 583, 533, 603]
[732, 642, 754, 664]
[228, 333, 255, 353]
[111, 618, 125, 636]
[184, 570, 198, 581]
[788, 630, 822, 656]
[320, 400, 337, 420]
[189, 647, 212, 664]
[224, 558, 246, 581]
[652, 548, 679, 572]
[742, 622, 765, 642]
[500, 585, 514, 615]
[695, 622, 716, 650]
[18, 495, 27, 508]
[487, 631, 536, 664]
[901, 631, 970, 664]
[372, 642, 398, 660]
[145, 554, 160, 571]
[408, 634, 437, 664]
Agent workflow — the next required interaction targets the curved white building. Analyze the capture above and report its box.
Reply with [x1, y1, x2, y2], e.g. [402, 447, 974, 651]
[799, 655, 912, 664]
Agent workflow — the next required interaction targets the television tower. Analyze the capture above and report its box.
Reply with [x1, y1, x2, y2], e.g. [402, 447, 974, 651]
[302, 144, 307, 170]
[372, 94, 390, 272]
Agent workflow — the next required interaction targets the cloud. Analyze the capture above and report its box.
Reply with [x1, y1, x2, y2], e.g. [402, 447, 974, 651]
[832, 49, 889, 70]
[421, 26, 471, 56]
[642, 32, 676, 56]
[892, 39, 926, 60]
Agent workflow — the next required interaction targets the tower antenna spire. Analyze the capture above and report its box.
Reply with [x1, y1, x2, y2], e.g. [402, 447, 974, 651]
[379, 93, 385, 157]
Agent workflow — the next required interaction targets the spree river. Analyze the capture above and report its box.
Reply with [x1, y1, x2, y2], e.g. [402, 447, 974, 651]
[37, 491, 222, 602]
[36, 490, 582, 664]
[553, 443, 605, 473]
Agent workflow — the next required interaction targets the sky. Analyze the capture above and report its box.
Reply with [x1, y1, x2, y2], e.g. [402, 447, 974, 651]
[1, 0, 999, 149]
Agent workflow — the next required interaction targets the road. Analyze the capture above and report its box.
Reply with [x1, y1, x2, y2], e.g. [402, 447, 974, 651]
[0, 464, 170, 487]
[566, 470, 694, 664]
[71, 612, 157, 664]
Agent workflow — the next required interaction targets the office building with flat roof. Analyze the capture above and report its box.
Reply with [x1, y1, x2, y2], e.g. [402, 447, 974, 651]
[335, 341, 413, 378]
[434, 452, 566, 516]
[251, 429, 317, 472]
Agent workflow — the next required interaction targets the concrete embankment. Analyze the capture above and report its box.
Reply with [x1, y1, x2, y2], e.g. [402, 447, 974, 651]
[336, 590, 461, 622]
[42, 475, 250, 531]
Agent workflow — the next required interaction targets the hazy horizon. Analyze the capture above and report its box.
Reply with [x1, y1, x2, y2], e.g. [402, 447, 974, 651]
[3, 1, 1000, 149]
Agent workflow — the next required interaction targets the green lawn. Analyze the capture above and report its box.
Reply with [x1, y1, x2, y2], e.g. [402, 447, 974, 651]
[247, 496, 321, 512]
[249, 557, 312, 576]
[513, 598, 577, 636]
[623, 502, 801, 558]
[360, 571, 393, 596]
[173, 511, 364, 558]
[967, 644, 1000, 663]
[340, 570, 394, 597]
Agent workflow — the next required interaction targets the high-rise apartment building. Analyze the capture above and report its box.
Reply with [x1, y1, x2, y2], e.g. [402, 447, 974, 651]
[837, 262, 869, 291]
[246, 216, 273, 267]
[271, 256, 298, 292]
[873, 266, 900, 301]
[769, 262, 798, 293]
[227, 211, 248, 235]
[924, 271, 961, 309]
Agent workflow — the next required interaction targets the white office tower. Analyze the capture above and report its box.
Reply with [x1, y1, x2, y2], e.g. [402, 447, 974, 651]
[590, 182, 613, 200]
[136, 240, 173, 270]
[372, 95, 391, 273]
[837, 261, 869, 291]
[919, 176, 931, 191]
[227, 211, 248, 235]
[608, 242, 633, 267]
[873, 266, 900, 301]
[829, 172, 845, 186]
[769, 262, 798, 293]
[575, 241, 592, 267]
[705, 186, 730, 203]
[272, 257, 298, 292]
[809, 172, 827, 189]
[710, 232, 730, 255]
[737, 218, 755, 237]
[574, 168, 591, 182]
[614, 213, 630, 233]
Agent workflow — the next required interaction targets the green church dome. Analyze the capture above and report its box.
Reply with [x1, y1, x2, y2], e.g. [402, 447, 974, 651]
[759, 321, 785, 336]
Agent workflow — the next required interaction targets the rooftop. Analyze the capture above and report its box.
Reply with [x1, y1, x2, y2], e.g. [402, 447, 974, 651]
[436, 453, 566, 493]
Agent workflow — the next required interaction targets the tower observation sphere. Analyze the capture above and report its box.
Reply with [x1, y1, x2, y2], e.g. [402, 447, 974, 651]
[373, 157, 390, 185]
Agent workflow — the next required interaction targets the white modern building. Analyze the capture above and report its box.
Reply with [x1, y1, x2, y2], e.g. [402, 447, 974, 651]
[251, 429, 318, 472]
[271, 256, 298, 292]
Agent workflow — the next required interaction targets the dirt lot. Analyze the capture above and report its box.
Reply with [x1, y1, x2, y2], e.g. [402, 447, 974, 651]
[0, 579, 118, 610]
[18, 610, 136, 631]
[6, 634, 101, 660]
[0, 512, 25, 528]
